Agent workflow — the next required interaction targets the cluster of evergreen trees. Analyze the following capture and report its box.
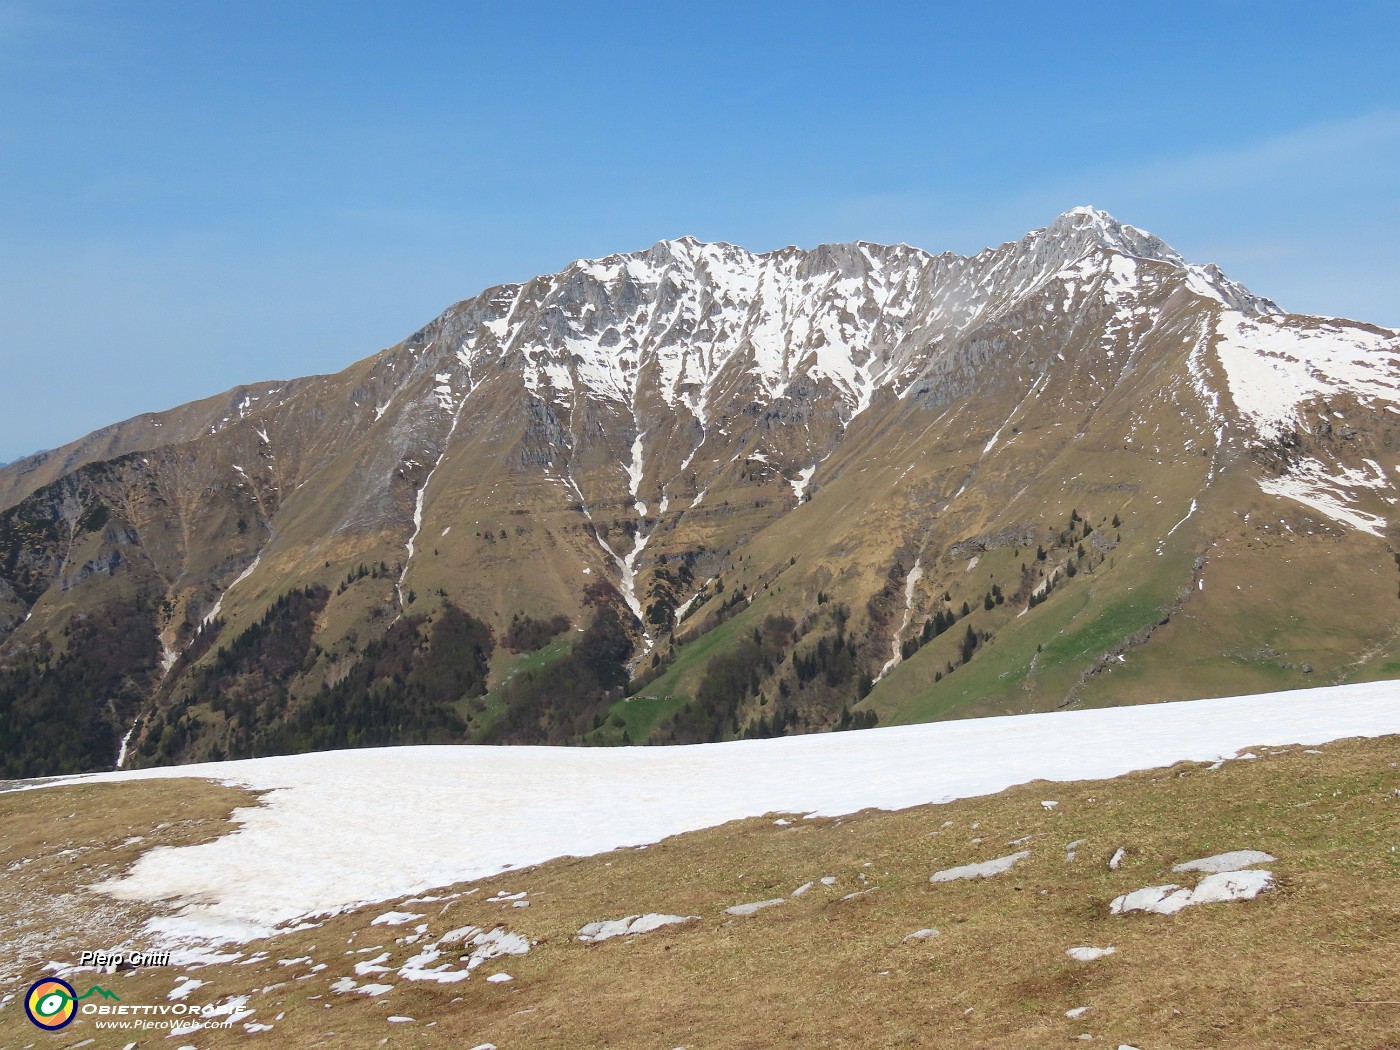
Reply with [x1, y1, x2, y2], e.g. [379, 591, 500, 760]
[135, 592, 495, 764]
[0, 598, 158, 777]
[258, 603, 493, 756]
[658, 613, 797, 744]
[502, 612, 571, 653]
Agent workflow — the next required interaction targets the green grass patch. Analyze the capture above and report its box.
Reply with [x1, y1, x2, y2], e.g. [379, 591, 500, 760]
[463, 634, 573, 738]
[625, 604, 763, 707]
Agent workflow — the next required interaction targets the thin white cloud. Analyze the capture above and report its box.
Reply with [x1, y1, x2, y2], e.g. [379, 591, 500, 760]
[1073, 110, 1400, 201]
[824, 110, 1400, 257]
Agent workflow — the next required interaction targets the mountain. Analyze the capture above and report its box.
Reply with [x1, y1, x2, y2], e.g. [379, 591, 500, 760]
[1, 207, 1397, 776]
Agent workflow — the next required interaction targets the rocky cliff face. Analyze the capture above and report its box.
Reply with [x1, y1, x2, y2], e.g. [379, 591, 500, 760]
[3, 208, 1397, 775]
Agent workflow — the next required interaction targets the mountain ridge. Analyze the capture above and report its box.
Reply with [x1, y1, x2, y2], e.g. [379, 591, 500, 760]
[1, 208, 1397, 776]
[0, 205, 1292, 511]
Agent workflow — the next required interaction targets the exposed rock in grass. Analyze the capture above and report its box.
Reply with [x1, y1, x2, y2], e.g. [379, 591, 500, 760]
[903, 928, 940, 942]
[577, 913, 699, 942]
[930, 850, 1029, 882]
[1111, 869, 1274, 915]
[724, 898, 785, 917]
[1171, 850, 1275, 873]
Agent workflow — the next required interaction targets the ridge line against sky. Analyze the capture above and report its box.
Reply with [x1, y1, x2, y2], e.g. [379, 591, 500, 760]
[1, 1, 1397, 462]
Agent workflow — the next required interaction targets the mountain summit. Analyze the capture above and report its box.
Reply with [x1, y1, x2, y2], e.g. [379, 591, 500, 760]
[1, 210, 1396, 776]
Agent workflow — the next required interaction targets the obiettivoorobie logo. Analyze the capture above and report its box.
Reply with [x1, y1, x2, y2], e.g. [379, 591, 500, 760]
[23, 979, 120, 1031]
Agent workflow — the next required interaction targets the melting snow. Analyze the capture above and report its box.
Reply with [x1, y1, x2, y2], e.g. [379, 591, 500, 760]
[1215, 312, 1399, 439]
[790, 465, 815, 501]
[1066, 946, 1116, 962]
[168, 977, 204, 1000]
[1259, 459, 1388, 537]
[34, 680, 1395, 947]
[875, 559, 923, 683]
[202, 551, 262, 626]
[371, 911, 425, 926]
[1166, 499, 1197, 537]
[724, 898, 785, 917]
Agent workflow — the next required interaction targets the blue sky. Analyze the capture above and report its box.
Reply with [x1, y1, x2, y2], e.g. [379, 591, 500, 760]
[1, 1, 1397, 462]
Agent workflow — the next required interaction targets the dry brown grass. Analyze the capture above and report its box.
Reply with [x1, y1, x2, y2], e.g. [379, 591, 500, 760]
[1, 738, 1398, 1048]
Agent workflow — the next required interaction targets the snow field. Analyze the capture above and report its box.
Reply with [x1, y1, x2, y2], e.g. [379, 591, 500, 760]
[32, 679, 1397, 948]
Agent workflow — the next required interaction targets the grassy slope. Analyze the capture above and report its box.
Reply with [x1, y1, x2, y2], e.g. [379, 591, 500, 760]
[1, 735, 1396, 1048]
[636, 381, 1400, 738]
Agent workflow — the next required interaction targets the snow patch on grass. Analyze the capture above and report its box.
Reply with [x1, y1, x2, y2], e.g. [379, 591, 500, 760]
[1066, 946, 1116, 962]
[1171, 850, 1275, 874]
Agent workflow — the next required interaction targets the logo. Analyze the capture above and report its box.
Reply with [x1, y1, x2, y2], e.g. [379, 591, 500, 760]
[23, 979, 122, 1030]
[25, 979, 77, 1030]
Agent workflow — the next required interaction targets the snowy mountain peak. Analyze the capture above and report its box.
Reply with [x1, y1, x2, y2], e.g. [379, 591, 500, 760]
[1036, 206, 1282, 316]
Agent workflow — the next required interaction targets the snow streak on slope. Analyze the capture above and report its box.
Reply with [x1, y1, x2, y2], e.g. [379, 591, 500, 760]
[619, 425, 656, 650]
[396, 362, 483, 608]
[397, 414, 462, 607]
[47, 681, 1400, 946]
[115, 719, 138, 770]
[560, 444, 649, 628]
[875, 559, 923, 683]
[202, 551, 263, 626]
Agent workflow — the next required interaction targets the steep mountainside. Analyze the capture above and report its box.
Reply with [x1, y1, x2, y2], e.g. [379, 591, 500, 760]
[2, 208, 1397, 775]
